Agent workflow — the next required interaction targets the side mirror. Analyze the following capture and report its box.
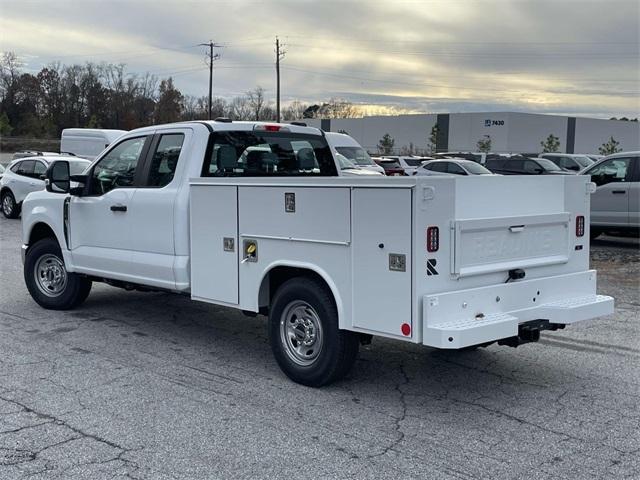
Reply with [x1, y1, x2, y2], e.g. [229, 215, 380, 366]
[534, 167, 544, 174]
[45, 161, 70, 194]
[568, 164, 580, 171]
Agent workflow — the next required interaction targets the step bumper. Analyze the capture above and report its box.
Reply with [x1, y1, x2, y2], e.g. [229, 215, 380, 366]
[422, 270, 614, 349]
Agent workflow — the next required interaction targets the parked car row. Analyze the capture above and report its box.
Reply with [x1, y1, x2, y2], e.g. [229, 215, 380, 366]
[1, 155, 91, 218]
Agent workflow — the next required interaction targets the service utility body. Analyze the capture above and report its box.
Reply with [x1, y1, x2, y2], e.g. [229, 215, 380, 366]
[20, 120, 614, 386]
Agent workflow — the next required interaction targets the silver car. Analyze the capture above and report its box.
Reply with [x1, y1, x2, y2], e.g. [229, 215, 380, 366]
[1, 155, 91, 218]
[539, 153, 594, 173]
[581, 151, 639, 238]
[414, 158, 495, 176]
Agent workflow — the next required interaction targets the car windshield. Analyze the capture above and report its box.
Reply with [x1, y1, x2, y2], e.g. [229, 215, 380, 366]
[380, 160, 401, 169]
[536, 158, 563, 171]
[402, 158, 423, 167]
[335, 147, 375, 166]
[574, 155, 594, 168]
[334, 153, 358, 170]
[69, 160, 90, 175]
[462, 162, 492, 175]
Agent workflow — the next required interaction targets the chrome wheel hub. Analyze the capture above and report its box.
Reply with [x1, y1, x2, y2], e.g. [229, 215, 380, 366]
[2, 195, 13, 215]
[34, 254, 67, 297]
[280, 301, 324, 366]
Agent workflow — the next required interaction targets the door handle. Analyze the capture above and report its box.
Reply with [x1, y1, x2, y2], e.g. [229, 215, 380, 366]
[611, 190, 626, 194]
[110, 204, 127, 212]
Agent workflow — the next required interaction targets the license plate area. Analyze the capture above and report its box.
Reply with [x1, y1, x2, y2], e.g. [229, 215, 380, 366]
[452, 213, 570, 277]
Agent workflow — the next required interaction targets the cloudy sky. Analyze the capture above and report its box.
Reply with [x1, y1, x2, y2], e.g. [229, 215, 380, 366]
[1, 0, 638, 118]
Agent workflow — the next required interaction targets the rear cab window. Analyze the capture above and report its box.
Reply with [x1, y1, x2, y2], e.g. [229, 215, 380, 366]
[203, 130, 337, 177]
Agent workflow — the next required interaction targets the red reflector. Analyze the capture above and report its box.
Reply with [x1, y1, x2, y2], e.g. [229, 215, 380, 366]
[576, 215, 585, 237]
[264, 125, 281, 132]
[426, 226, 439, 252]
[401, 323, 411, 336]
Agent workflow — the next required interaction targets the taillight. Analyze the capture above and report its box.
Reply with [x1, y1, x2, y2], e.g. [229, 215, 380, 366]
[427, 226, 439, 252]
[576, 215, 585, 237]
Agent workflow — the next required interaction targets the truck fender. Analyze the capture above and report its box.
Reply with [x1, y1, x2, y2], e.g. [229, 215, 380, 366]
[258, 261, 345, 327]
[23, 206, 74, 271]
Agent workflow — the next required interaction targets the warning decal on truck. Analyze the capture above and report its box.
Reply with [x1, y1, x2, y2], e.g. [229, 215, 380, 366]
[427, 259, 439, 276]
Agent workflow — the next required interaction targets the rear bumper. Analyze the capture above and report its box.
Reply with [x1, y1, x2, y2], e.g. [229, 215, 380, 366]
[422, 270, 614, 349]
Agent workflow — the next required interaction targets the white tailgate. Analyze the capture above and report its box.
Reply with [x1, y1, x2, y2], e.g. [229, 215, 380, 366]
[453, 213, 570, 277]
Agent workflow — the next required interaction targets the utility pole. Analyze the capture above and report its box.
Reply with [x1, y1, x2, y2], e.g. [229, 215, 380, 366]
[275, 36, 286, 123]
[198, 40, 222, 119]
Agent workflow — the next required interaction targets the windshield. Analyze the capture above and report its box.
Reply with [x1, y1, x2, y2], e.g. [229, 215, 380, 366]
[381, 160, 401, 169]
[335, 146, 375, 166]
[574, 155, 594, 168]
[335, 153, 358, 170]
[402, 158, 423, 167]
[536, 158, 563, 171]
[463, 162, 492, 175]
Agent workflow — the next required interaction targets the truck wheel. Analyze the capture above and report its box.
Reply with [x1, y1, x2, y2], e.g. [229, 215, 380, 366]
[1, 191, 19, 219]
[24, 238, 92, 310]
[268, 277, 359, 387]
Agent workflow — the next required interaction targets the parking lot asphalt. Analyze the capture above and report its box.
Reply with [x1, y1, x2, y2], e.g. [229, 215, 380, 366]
[0, 216, 638, 480]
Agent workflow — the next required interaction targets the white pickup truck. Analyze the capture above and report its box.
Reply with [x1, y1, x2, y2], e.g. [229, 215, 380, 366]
[21, 120, 614, 386]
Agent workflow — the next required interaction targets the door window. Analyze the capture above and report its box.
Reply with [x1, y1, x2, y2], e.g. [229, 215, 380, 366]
[146, 134, 185, 187]
[33, 161, 47, 178]
[447, 163, 466, 175]
[588, 157, 632, 187]
[506, 159, 524, 172]
[16, 160, 35, 177]
[427, 162, 448, 172]
[90, 137, 147, 195]
[523, 160, 542, 173]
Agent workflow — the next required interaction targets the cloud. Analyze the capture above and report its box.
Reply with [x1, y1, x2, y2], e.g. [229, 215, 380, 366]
[1, 0, 638, 118]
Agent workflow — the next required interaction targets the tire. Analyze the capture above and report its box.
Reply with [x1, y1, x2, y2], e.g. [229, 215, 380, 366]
[590, 228, 602, 241]
[268, 276, 359, 387]
[1, 190, 20, 219]
[24, 237, 92, 310]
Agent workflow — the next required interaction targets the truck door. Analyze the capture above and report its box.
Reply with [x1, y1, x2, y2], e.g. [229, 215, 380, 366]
[351, 188, 412, 337]
[589, 156, 634, 227]
[126, 129, 190, 289]
[70, 135, 151, 277]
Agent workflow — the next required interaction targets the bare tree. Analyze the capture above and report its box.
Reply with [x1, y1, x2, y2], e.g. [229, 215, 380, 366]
[247, 86, 266, 121]
[281, 100, 309, 121]
[229, 95, 251, 120]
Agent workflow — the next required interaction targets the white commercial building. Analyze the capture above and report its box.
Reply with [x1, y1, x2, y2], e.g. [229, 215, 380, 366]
[304, 112, 640, 155]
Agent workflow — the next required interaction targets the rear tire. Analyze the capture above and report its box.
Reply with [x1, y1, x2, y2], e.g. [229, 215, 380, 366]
[1, 190, 19, 219]
[590, 228, 602, 241]
[268, 277, 359, 387]
[24, 238, 92, 310]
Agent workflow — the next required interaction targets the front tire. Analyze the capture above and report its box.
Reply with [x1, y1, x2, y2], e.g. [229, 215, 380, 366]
[268, 277, 359, 387]
[1, 190, 19, 219]
[24, 238, 92, 310]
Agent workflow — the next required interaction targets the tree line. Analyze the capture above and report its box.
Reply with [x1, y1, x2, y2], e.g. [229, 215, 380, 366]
[0, 51, 360, 139]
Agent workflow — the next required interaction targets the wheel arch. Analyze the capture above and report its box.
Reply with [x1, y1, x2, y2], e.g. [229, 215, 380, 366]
[28, 222, 59, 247]
[258, 262, 345, 325]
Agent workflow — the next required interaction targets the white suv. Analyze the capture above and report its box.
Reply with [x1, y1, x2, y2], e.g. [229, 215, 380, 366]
[1, 155, 90, 218]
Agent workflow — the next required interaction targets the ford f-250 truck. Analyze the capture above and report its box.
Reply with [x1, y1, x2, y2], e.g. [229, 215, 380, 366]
[21, 120, 614, 386]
